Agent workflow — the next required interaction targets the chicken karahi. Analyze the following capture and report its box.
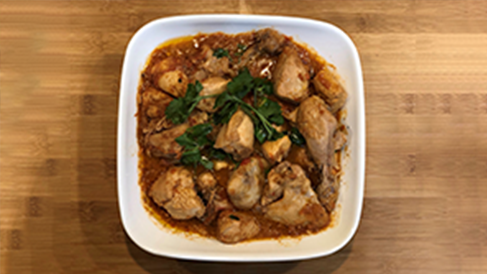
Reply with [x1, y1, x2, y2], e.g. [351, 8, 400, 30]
[137, 29, 348, 244]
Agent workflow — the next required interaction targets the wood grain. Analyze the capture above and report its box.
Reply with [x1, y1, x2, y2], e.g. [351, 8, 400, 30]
[1, 0, 487, 273]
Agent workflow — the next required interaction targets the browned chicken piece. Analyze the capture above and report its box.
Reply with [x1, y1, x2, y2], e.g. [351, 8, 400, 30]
[152, 57, 188, 98]
[334, 130, 347, 151]
[214, 109, 254, 161]
[316, 167, 339, 212]
[151, 56, 178, 74]
[227, 156, 269, 210]
[158, 70, 188, 98]
[196, 172, 233, 224]
[260, 161, 291, 206]
[262, 161, 329, 228]
[296, 96, 337, 166]
[273, 46, 310, 103]
[256, 28, 286, 54]
[313, 68, 348, 113]
[196, 77, 230, 113]
[149, 166, 205, 220]
[187, 110, 209, 126]
[196, 171, 218, 200]
[147, 109, 208, 159]
[276, 100, 298, 124]
[286, 108, 299, 125]
[192, 69, 208, 82]
[141, 87, 173, 119]
[201, 45, 235, 77]
[148, 123, 189, 159]
[236, 45, 259, 70]
[202, 186, 233, 225]
[285, 146, 318, 178]
[261, 136, 292, 165]
[216, 210, 261, 244]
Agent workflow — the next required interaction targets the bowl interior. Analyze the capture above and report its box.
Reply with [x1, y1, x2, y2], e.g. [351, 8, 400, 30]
[118, 15, 365, 262]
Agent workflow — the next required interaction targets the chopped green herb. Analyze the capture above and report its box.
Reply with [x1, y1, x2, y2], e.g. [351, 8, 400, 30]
[235, 43, 248, 58]
[176, 123, 211, 169]
[226, 68, 254, 99]
[213, 68, 285, 143]
[213, 48, 231, 61]
[228, 214, 240, 221]
[253, 77, 273, 96]
[180, 148, 201, 166]
[176, 123, 231, 169]
[165, 81, 219, 124]
[208, 148, 228, 160]
[199, 157, 214, 170]
[287, 127, 306, 146]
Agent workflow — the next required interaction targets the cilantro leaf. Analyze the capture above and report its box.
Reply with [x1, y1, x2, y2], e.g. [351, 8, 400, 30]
[180, 148, 201, 166]
[176, 123, 232, 169]
[235, 44, 247, 57]
[200, 157, 214, 170]
[187, 123, 213, 137]
[164, 98, 187, 124]
[175, 134, 197, 149]
[213, 48, 231, 60]
[256, 98, 284, 126]
[226, 68, 254, 99]
[209, 148, 228, 160]
[255, 123, 268, 143]
[286, 127, 306, 146]
[212, 68, 286, 143]
[253, 77, 273, 95]
[165, 80, 219, 125]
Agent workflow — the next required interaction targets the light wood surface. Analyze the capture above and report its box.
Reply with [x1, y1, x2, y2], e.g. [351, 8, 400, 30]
[1, 0, 487, 273]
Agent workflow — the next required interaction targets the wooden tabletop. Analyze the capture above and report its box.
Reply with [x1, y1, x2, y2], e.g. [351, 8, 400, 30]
[2, 0, 487, 273]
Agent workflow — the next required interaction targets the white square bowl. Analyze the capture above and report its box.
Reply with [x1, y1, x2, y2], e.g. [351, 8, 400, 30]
[118, 14, 365, 262]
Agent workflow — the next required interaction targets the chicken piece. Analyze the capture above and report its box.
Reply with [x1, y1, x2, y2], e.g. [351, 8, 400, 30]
[316, 167, 339, 212]
[142, 87, 173, 119]
[285, 108, 299, 125]
[256, 28, 286, 54]
[261, 136, 292, 165]
[236, 45, 260, 71]
[145, 102, 205, 135]
[196, 171, 218, 200]
[187, 110, 209, 126]
[216, 210, 260, 244]
[158, 70, 188, 98]
[201, 45, 234, 77]
[263, 161, 329, 228]
[149, 167, 205, 220]
[277, 100, 298, 124]
[151, 56, 178, 74]
[196, 171, 218, 201]
[147, 109, 207, 159]
[148, 123, 189, 159]
[261, 160, 312, 206]
[196, 77, 230, 113]
[313, 68, 347, 113]
[196, 172, 233, 224]
[334, 130, 347, 151]
[273, 46, 310, 103]
[192, 69, 208, 82]
[213, 160, 233, 171]
[286, 145, 317, 173]
[260, 161, 291, 206]
[152, 57, 188, 98]
[214, 109, 254, 161]
[202, 186, 233, 225]
[227, 157, 268, 210]
[296, 96, 337, 166]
